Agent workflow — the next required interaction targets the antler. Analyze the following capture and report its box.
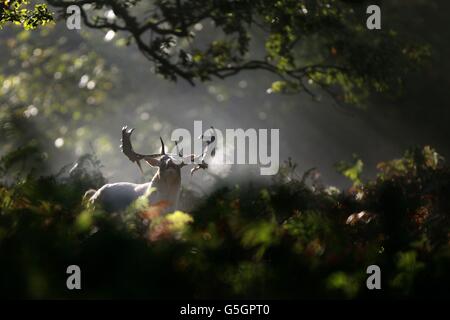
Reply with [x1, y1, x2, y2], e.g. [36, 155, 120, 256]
[121, 125, 216, 175]
[121, 126, 161, 173]
[190, 126, 216, 175]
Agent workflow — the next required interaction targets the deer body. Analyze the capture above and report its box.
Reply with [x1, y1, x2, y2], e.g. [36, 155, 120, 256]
[90, 158, 182, 214]
[90, 181, 152, 213]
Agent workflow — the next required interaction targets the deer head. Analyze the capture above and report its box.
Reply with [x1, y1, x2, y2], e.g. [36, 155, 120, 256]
[120, 126, 214, 178]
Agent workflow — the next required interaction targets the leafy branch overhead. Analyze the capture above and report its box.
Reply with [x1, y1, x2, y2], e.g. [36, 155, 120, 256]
[10, 0, 430, 104]
[0, 0, 53, 29]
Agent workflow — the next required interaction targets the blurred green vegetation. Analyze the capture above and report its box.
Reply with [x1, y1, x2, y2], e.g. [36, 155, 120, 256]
[0, 146, 448, 299]
[0, 24, 119, 158]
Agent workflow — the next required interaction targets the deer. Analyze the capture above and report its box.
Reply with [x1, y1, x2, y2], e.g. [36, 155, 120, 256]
[86, 126, 215, 215]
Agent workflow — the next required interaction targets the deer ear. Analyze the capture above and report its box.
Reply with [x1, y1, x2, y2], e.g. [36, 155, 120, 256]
[145, 157, 160, 167]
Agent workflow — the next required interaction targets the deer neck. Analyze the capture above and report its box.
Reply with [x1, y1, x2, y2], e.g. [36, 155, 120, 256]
[149, 171, 181, 198]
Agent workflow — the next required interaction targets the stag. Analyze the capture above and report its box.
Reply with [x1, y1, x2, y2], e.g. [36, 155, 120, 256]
[87, 126, 214, 214]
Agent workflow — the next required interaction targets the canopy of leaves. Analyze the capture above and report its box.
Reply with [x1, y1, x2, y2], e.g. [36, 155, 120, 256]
[44, 0, 430, 106]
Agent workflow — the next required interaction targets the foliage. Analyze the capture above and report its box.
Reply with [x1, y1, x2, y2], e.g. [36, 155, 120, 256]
[336, 154, 364, 187]
[0, 0, 53, 29]
[0, 146, 449, 299]
[0, 24, 120, 161]
[44, 0, 430, 105]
